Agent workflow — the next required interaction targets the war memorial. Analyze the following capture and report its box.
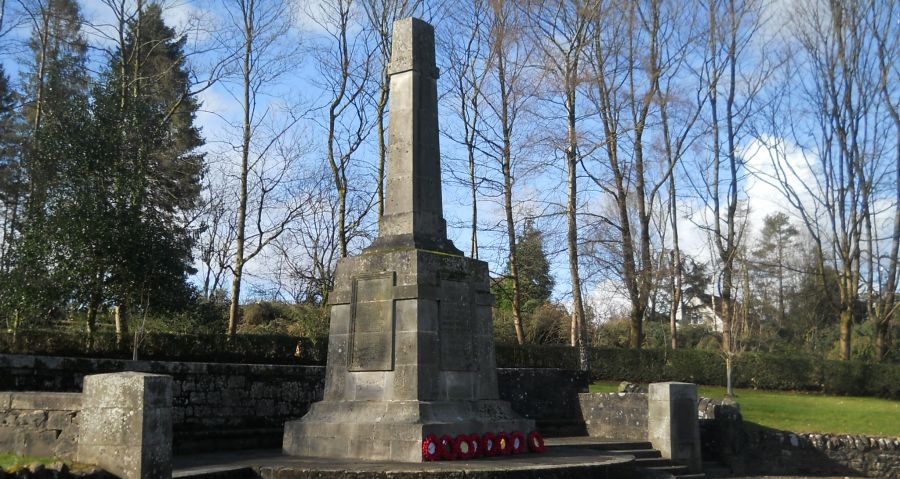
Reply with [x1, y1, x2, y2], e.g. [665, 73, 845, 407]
[5, 14, 896, 479]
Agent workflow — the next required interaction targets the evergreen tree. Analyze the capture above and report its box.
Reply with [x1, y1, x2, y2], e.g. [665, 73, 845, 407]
[20, 0, 88, 214]
[100, 4, 202, 327]
[753, 213, 799, 327]
[22, 0, 88, 134]
[117, 3, 203, 216]
[494, 220, 554, 315]
[0, 64, 23, 269]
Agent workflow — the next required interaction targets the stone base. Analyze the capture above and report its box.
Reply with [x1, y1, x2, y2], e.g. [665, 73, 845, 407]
[283, 399, 535, 462]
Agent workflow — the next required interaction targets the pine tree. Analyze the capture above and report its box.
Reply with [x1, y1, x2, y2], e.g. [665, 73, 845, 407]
[494, 220, 554, 315]
[101, 3, 203, 330]
[753, 213, 799, 328]
[0, 64, 23, 270]
[20, 0, 88, 214]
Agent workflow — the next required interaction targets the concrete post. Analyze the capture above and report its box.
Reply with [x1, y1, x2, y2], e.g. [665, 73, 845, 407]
[648, 382, 702, 473]
[77, 372, 173, 479]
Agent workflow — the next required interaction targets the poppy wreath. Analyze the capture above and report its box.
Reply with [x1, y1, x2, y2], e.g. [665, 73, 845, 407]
[454, 434, 474, 460]
[440, 434, 458, 460]
[468, 434, 482, 458]
[481, 432, 498, 457]
[510, 431, 527, 454]
[527, 431, 545, 453]
[497, 432, 512, 455]
[422, 434, 443, 461]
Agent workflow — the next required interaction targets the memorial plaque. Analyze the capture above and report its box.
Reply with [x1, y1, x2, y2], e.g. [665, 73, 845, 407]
[438, 280, 476, 371]
[349, 273, 395, 371]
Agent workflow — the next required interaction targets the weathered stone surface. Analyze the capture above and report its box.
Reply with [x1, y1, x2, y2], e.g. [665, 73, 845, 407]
[77, 372, 173, 479]
[647, 382, 702, 473]
[699, 397, 900, 478]
[283, 16, 532, 462]
[0, 392, 80, 459]
[0, 353, 326, 454]
[578, 392, 648, 441]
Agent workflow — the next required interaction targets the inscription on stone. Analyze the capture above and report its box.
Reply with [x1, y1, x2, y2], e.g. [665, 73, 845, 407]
[439, 280, 476, 371]
[349, 272, 395, 371]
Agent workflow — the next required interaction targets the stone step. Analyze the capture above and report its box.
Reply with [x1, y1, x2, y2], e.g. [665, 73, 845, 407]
[535, 419, 588, 438]
[544, 437, 654, 451]
[635, 457, 679, 467]
[173, 465, 258, 479]
[606, 448, 662, 459]
[700, 461, 732, 478]
[646, 464, 691, 475]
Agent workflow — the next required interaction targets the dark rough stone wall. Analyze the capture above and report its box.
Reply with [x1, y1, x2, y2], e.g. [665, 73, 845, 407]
[496, 368, 590, 437]
[699, 397, 900, 478]
[0, 392, 80, 459]
[577, 392, 648, 441]
[0, 354, 325, 454]
[0, 355, 586, 452]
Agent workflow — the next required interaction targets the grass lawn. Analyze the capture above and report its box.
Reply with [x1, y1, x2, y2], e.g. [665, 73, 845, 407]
[0, 452, 56, 470]
[590, 381, 900, 437]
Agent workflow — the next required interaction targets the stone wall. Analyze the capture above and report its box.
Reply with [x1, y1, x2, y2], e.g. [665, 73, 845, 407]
[496, 368, 589, 436]
[0, 354, 325, 453]
[1, 355, 586, 452]
[577, 392, 648, 441]
[699, 397, 900, 478]
[0, 392, 80, 458]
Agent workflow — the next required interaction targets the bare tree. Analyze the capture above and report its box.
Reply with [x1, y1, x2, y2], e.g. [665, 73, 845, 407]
[197, 167, 237, 299]
[523, 0, 596, 366]
[480, 0, 534, 345]
[867, 0, 900, 362]
[585, 0, 696, 349]
[441, 0, 490, 259]
[766, 0, 887, 360]
[698, 0, 773, 393]
[311, 0, 376, 259]
[657, 36, 705, 349]
[218, 0, 308, 335]
[270, 169, 342, 305]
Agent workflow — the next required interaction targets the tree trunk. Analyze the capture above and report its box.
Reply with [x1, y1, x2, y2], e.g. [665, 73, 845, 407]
[875, 320, 890, 362]
[630, 306, 644, 348]
[376, 81, 388, 220]
[669, 250, 681, 349]
[839, 306, 852, 360]
[469, 143, 478, 259]
[114, 303, 128, 347]
[228, 19, 253, 337]
[495, 25, 525, 345]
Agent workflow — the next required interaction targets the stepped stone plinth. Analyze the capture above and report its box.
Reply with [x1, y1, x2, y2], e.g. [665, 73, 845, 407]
[282, 17, 534, 462]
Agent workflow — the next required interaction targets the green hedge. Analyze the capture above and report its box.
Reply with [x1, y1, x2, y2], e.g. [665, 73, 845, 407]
[0, 330, 328, 365]
[4, 331, 897, 399]
[496, 344, 900, 399]
[495, 343, 580, 369]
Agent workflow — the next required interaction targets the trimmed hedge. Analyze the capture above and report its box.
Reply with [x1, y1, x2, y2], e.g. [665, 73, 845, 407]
[0, 330, 328, 365]
[495, 343, 580, 369]
[4, 331, 897, 399]
[495, 344, 900, 400]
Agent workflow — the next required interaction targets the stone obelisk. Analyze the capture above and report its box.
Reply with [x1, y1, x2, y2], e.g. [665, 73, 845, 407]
[282, 17, 534, 463]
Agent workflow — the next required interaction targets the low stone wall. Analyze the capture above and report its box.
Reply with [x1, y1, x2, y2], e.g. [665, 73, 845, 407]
[577, 392, 648, 441]
[0, 392, 80, 458]
[699, 397, 900, 478]
[0, 354, 586, 452]
[0, 354, 325, 453]
[496, 368, 589, 436]
[742, 430, 900, 478]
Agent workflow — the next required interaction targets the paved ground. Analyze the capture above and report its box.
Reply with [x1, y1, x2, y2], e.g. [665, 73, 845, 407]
[173, 447, 634, 478]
